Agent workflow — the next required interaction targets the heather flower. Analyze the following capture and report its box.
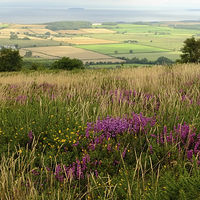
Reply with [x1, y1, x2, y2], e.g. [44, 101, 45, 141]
[28, 130, 33, 145]
[150, 145, 153, 154]
[95, 170, 98, 177]
[122, 148, 127, 158]
[187, 150, 193, 160]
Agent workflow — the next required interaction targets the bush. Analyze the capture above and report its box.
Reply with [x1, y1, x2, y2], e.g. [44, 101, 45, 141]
[0, 48, 22, 72]
[51, 57, 84, 70]
[156, 56, 174, 65]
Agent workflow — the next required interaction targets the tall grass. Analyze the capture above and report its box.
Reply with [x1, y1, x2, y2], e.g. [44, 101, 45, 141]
[1, 64, 200, 199]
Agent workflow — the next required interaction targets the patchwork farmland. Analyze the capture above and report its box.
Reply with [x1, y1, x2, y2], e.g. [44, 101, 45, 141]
[53, 37, 122, 45]
[1, 21, 200, 64]
[21, 46, 123, 63]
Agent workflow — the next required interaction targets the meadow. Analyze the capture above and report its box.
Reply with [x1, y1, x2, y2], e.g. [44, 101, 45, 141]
[1, 64, 200, 199]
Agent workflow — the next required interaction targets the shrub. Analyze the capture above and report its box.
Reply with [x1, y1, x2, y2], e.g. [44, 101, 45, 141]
[51, 57, 84, 70]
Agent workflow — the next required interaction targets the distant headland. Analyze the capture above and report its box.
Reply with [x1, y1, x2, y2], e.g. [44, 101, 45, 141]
[67, 8, 85, 11]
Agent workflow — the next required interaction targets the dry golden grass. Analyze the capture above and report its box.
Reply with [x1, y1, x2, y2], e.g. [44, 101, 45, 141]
[21, 46, 123, 62]
[0, 63, 199, 93]
[1, 64, 200, 117]
[80, 28, 116, 34]
[53, 37, 121, 45]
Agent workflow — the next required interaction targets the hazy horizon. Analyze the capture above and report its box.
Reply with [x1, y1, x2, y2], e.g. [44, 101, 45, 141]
[1, 0, 200, 10]
[1, 0, 200, 24]
[0, 7, 200, 24]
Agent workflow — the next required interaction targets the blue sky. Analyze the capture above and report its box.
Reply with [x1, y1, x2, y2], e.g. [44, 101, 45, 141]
[1, 0, 200, 9]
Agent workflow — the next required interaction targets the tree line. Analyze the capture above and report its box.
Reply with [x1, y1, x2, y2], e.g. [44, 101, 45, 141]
[44, 21, 92, 31]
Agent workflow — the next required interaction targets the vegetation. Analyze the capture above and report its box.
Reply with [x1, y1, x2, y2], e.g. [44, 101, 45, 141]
[0, 48, 22, 72]
[1, 64, 200, 199]
[24, 50, 33, 57]
[10, 34, 31, 40]
[102, 22, 118, 26]
[44, 21, 92, 30]
[178, 36, 200, 63]
[172, 24, 200, 30]
[117, 56, 174, 65]
[51, 57, 84, 70]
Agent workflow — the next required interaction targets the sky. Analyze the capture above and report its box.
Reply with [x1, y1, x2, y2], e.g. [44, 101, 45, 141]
[1, 0, 200, 9]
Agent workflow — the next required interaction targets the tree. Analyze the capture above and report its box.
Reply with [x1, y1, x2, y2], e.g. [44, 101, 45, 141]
[0, 48, 22, 72]
[179, 36, 200, 63]
[14, 44, 19, 49]
[24, 51, 32, 57]
[51, 57, 84, 70]
[10, 34, 18, 40]
[156, 56, 174, 65]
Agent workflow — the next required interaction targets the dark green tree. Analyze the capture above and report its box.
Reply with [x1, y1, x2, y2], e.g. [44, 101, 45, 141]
[14, 44, 19, 49]
[10, 34, 18, 40]
[24, 51, 32, 57]
[51, 57, 84, 70]
[179, 36, 200, 63]
[0, 48, 22, 72]
[156, 56, 174, 65]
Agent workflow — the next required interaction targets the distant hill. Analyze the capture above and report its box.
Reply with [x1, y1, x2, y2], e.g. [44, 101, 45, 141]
[67, 8, 85, 11]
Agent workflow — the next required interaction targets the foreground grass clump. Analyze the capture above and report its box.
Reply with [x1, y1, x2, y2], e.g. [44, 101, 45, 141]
[1, 64, 200, 199]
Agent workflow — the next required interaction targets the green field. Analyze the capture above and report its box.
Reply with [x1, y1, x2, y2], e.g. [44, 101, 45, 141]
[76, 43, 170, 55]
[0, 24, 9, 28]
[73, 23, 200, 62]
[111, 51, 181, 61]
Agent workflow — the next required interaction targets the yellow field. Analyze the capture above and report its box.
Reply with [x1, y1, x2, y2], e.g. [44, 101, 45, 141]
[29, 29, 58, 35]
[21, 46, 123, 63]
[0, 28, 29, 37]
[80, 28, 116, 33]
[55, 29, 116, 34]
[53, 37, 121, 45]
[8, 24, 46, 29]
[55, 30, 87, 34]
[20, 49, 59, 59]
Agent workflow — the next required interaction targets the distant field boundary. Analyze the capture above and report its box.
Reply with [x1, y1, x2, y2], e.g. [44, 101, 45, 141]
[75, 44, 170, 56]
[22, 48, 62, 59]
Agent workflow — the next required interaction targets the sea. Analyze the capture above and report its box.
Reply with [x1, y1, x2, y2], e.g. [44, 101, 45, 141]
[0, 7, 200, 24]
